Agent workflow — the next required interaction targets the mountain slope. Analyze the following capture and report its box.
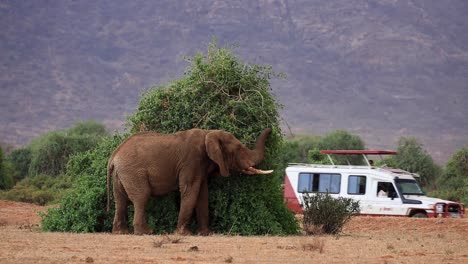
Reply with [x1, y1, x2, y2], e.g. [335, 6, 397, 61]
[1, 0, 467, 162]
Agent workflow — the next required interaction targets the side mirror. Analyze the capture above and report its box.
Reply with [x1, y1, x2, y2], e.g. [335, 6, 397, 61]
[389, 192, 398, 200]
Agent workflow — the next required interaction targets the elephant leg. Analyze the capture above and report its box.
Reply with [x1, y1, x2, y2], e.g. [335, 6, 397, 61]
[176, 179, 202, 235]
[124, 171, 153, 235]
[131, 194, 153, 235]
[112, 177, 130, 234]
[196, 179, 210, 236]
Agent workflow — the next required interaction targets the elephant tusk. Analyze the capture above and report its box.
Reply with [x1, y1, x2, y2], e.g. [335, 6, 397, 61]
[253, 168, 274, 174]
[243, 167, 274, 175]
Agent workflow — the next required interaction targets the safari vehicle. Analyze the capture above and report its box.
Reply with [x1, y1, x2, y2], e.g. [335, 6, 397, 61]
[283, 150, 464, 218]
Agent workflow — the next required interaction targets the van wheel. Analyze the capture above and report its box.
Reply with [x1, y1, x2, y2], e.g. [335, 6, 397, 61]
[411, 212, 428, 218]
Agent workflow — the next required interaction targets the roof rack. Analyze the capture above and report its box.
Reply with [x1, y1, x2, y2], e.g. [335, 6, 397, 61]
[319, 150, 398, 167]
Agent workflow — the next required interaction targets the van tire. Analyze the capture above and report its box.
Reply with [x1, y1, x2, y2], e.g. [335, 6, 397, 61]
[411, 212, 428, 218]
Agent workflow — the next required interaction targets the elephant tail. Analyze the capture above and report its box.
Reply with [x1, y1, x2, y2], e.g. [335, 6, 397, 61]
[106, 159, 114, 213]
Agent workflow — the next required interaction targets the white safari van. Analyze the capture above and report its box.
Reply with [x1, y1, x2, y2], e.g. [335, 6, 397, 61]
[283, 150, 464, 218]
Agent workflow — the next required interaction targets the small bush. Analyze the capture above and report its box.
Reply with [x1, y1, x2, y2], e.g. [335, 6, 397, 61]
[0, 174, 72, 205]
[0, 147, 14, 190]
[302, 192, 360, 235]
[41, 135, 124, 232]
[28, 121, 108, 177]
[6, 147, 31, 182]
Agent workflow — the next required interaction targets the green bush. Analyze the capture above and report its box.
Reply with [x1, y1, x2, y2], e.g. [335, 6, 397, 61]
[302, 192, 360, 235]
[280, 130, 366, 166]
[0, 147, 14, 190]
[67, 120, 108, 137]
[6, 147, 31, 182]
[28, 121, 108, 177]
[41, 135, 124, 232]
[307, 148, 329, 164]
[430, 148, 468, 204]
[0, 174, 72, 205]
[41, 41, 298, 235]
[389, 137, 441, 189]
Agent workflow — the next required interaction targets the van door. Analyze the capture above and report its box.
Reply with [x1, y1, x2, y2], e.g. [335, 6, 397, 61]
[346, 175, 372, 214]
[368, 181, 406, 216]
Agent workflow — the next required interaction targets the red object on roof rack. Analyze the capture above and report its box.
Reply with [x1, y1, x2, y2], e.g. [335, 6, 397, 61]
[320, 150, 398, 155]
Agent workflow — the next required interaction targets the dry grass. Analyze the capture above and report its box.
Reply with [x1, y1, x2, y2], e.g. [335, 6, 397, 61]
[301, 238, 325, 253]
[1, 200, 468, 264]
[151, 235, 184, 248]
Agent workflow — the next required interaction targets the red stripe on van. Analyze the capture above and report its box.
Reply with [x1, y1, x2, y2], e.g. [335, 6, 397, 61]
[283, 173, 303, 214]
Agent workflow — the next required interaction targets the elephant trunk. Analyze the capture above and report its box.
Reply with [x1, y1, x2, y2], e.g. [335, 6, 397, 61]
[251, 128, 272, 165]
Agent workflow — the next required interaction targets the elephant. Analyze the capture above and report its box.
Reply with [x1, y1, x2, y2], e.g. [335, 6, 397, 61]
[106, 128, 273, 235]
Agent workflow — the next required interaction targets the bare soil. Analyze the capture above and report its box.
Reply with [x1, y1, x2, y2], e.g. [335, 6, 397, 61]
[0, 200, 467, 264]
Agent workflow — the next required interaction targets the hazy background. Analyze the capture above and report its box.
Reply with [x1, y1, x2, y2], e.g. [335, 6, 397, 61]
[1, 0, 467, 162]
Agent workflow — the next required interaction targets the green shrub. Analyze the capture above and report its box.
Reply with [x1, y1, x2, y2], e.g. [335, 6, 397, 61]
[430, 148, 468, 204]
[0, 147, 14, 190]
[391, 137, 441, 189]
[41, 135, 125, 232]
[302, 192, 360, 235]
[28, 121, 108, 177]
[0, 174, 72, 205]
[41, 41, 298, 235]
[6, 147, 31, 182]
[67, 120, 108, 137]
[429, 186, 468, 206]
[280, 130, 366, 166]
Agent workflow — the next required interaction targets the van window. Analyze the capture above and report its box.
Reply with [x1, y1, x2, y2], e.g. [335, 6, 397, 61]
[377, 182, 397, 198]
[348, 175, 366, 195]
[298, 173, 341, 193]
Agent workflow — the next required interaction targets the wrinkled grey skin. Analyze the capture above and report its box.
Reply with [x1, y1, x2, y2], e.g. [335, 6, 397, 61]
[107, 128, 272, 235]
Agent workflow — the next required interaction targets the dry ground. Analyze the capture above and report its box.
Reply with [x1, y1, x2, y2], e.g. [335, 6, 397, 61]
[0, 200, 467, 264]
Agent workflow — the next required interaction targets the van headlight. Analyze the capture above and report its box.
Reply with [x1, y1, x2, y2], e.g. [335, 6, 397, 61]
[435, 204, 444, 214]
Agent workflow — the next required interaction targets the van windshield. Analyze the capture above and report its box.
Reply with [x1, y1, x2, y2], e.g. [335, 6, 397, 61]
[395, 179, 424, 195]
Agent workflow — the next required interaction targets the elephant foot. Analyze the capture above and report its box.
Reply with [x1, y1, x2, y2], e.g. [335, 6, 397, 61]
[112, 226, 130, 235]
[175, 226, 193, 236]
[134, 224, 153, 235]
[197, 228, 211, 236]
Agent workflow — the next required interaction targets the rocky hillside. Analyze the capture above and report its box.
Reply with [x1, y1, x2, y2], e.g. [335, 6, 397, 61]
[1, 0, 467, 162]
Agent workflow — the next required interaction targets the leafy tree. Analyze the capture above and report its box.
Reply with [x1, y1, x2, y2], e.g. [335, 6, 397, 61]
[311, 130, 365, 165]
[41, 41, 298, 235]
[443, 147, 468, 182]
[282, 135, 321, 164]
[318, 130, 365, 151]
[392, 137, 441, 189]
[28, 121, 109, 177]
[0, 147, 14, 190]
[431, 148, 468, 204]
[280, 131, 365, 165]
[6, 148, 31, 182]
[68, 120, 108, 137]
[41, 135, 125, 232]
[0, 174, 72, 205]
[307, 148, 330, 164]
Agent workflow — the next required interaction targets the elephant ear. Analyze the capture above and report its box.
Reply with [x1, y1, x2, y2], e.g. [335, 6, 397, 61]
[205, 131, 229, 177]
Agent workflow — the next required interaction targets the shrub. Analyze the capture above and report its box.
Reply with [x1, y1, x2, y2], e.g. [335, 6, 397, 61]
[41, 135, 124, 232]
[0, 174, 72, 205]
[28, 121, 108, 177]
[6, 147, 31, 182]
[392, 137, 441, 189]
[67, 120, 108, 137]
[302, 192, 360, 235]
[307, 148, 330, 164]
[41, 41, 298, 235]
[0, 147, 14, 190]
[280, 130, 366, 166]
[430, 148, 468, 204]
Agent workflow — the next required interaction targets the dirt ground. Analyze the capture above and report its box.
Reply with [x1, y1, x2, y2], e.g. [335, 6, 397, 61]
[0, 200, 467, 264]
